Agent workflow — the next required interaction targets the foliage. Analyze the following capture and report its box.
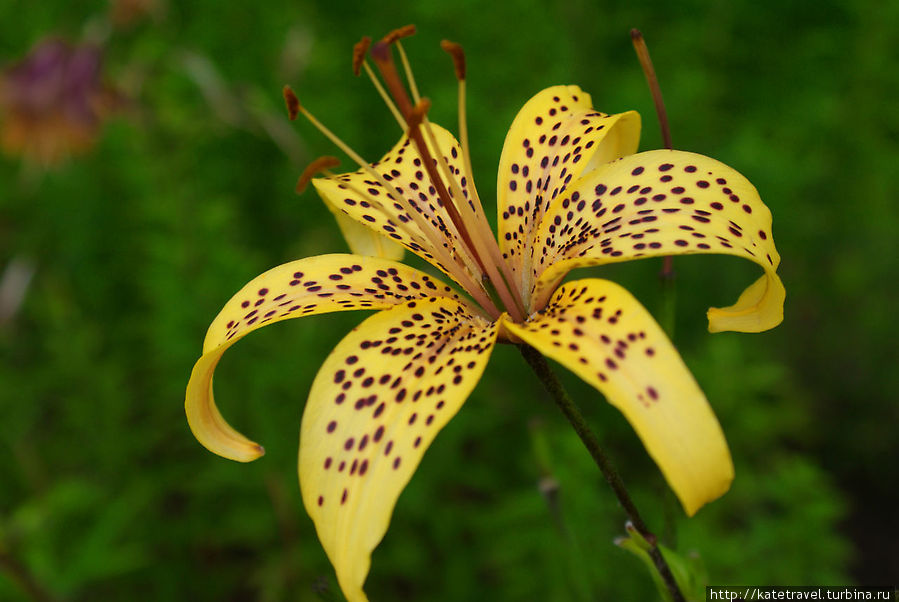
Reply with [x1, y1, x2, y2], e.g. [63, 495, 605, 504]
[1, 0, 894, 599]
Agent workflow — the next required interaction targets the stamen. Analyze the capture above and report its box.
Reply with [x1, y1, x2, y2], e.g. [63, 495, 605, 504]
[440, 40, 466, 80]
[440, 39, 486, 219]
[402, 100, 482, 272]
[406, 97, 431, 132]
[379, 26, 422, 103]
[283, 85, 300, 121]
[440, 40, 526, 317]
[375, 35, 526, 320]
[370, 44, 480, 266]
[319, 169, 490, 306]
[283, 87, 389, 187]
[353, 36, 406, 131]
[370, 42, 414, 116]
[380, 24, 416, 46]
[420, 115, 526, 322]
[353, 36, 406, 128]
[362, 62, 406, 129]
[404, 97, 490, 287]
[394, 41, 421, 104]
[295, 156, 340, 194]
[352, 37, 371, 76]
[630, 29, 671, 150]
[284, 85, 498, 316]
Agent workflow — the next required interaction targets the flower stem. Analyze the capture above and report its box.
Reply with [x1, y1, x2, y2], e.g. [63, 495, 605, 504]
[518, 344, 686, 602]
[658, 262, 677, 340]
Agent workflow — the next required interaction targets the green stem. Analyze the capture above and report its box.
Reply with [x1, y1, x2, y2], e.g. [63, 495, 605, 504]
[518, 344, 686, 602]
[658, 261, 679, 547]
[658, 259, 677, 340]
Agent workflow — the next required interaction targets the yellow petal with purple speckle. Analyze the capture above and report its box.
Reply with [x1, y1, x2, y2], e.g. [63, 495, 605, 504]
[496, 85, 640, 285]
[312, 123, 481, 290]
[186, 254, 469, 463]
[299, 297, 498, 601]
[502, 279, 733, 516]
[329, 205, 405, 261]
[531, 150, 784, 332]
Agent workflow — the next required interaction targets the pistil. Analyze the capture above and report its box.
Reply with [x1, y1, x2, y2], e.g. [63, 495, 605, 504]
[440, 40, 527, 319]
[353, 36, 405, 129]
[370, 38, 526, 321]
[283, 86, 499, 317]
[369, 42, 485, 270]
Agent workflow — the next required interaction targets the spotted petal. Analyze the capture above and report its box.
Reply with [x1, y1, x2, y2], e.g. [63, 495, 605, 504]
[328, 205, 405, 261]
[530, 150, 785, 333]
[312, 123, 481, 288]
[186, 254, 469, 463]
[502, 279, 733, 516]
[299, 297, 499, 601]
[496, 85, 640, 285]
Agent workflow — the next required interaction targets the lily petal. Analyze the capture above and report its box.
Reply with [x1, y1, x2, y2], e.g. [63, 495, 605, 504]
[502, 279, 733, 516]
[312, 123, 481, 287]
[299, 297, 499, 601]
[328, 204, 405, 261]
[497, 85, 640, 283]
[186, 254, 467, 463]
[531, 150, 785, 332]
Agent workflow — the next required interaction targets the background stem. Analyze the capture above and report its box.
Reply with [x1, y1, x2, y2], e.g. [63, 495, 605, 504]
[518, 344, 686, 602]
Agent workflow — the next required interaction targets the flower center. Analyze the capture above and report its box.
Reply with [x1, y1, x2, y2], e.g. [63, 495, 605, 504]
[288, 26, 528, 323]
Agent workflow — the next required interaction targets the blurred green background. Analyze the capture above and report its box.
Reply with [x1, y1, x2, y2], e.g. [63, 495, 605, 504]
[1, 0, 896, 600]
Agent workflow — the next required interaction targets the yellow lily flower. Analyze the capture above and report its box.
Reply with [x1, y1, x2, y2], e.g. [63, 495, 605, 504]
[185, 29, 784, 602]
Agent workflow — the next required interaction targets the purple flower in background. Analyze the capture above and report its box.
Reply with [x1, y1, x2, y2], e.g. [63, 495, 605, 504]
[0, 38, 118, 166]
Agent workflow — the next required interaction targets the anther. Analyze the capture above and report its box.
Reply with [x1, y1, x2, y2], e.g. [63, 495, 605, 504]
[381, 24, 416, 46]
[352, 36, 371, 76]
[279, 64, 499, 317]
[296, 156, 340, 194]
[440, 40, 466, 81]
[283, 85, 300, 121]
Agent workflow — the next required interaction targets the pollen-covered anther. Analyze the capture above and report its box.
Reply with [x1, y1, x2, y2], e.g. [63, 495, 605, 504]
[381, 24, 416, 46]
[283, 85, 301, 121]
[440, 40, 466, 81]
[352, 36, 372, 76]
[296, 156, 341, 194]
